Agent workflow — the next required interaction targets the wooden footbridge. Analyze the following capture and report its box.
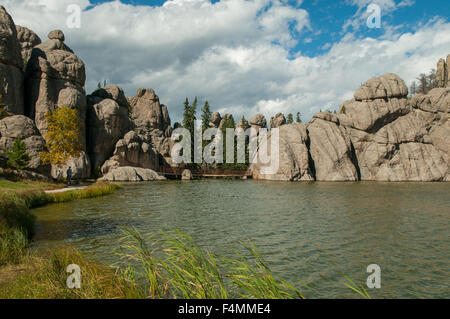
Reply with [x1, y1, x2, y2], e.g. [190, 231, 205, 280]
[159, 166, 253, 179]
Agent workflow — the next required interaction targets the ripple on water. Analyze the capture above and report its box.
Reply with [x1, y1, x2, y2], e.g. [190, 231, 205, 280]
[32, 180, 450, 298]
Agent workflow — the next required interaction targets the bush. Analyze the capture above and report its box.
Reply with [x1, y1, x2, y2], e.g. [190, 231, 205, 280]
[4, 138, 30, 170]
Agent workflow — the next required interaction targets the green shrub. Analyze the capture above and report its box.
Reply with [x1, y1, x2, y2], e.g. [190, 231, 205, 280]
[4, 138, 30, 170]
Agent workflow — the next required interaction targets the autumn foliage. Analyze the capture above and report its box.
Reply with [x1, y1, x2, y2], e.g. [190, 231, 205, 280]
[40, 107, 83, 166]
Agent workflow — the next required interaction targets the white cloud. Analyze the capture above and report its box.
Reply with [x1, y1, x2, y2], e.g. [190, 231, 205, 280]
[3, 0, 450, 123]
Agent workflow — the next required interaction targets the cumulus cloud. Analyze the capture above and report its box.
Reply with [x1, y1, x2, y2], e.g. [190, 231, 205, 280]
[3, 0, 449, 123]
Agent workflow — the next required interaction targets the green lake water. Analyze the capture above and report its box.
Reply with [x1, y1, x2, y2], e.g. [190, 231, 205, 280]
[32, 180, 450, 298]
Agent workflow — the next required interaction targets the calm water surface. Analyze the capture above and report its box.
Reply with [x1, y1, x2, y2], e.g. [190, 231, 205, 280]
[32, 180, 450, 298]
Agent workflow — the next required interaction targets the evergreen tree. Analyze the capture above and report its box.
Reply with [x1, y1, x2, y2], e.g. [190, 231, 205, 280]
[296, 112, 302, 123]
[286, 113, 293, 124]
[221, 115, 236, 169]
[201, 101, 211, 132]
[182, 97, 190, 129]
[5, 138, 30, 170]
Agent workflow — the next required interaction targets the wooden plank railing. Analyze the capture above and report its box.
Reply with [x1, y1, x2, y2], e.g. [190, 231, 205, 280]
[159, 166, 252, 176]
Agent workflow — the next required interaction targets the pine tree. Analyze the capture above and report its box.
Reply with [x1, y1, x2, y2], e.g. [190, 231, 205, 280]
[201, 101, 211, 132]
[296, 112, 302, 123]
[182, 98, 190, 129]
[5, 138, 30, 170]
[287, 113, 293, 124]
[410, 81, 417, 96]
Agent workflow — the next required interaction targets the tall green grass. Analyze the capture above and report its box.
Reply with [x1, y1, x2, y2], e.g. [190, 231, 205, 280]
[0, 182, 121, 266]
[115, 227, 305, 299]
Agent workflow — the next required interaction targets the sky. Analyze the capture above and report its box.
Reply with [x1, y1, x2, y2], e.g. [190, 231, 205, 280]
[3, 0, 450, 123]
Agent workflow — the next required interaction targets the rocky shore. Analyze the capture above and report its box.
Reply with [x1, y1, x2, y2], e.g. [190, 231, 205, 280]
[0, 6, 448, 182]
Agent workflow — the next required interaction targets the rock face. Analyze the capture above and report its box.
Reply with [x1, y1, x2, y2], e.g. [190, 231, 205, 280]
[436, 56, 449, 88]
[25, 29, 90, 179]
[130, 88, 172, 156]
[101, 131, 161, 175]
[270, 113, 286, 128]
[252, 73, 449, 182]
[251, 123, 314, 181]
[181, 169, 193, 180]
[16, 25, 41, 69]
[0, 115, 49, 174]
[100, 166, 166, 182]
[308, 113, 359, 181]
[0, 6, 24, 115]
[86, 88, 133, 170]
[209, 112, 222, 128]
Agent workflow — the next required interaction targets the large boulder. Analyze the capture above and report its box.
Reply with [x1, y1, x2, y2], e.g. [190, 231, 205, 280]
[270, 113, 286, 128]
[209, 112, 222, 128]
[249, 113, 267, 129]
[16, 25, 41, 69]
[307, 112, 359, 181]
[181, 169, 193, 180]
[251, 123, 314, 181]
[101, 131, 161, 175]
[86, 95, 133, 170]
[100, 166, 166, 182]
[25, 30, 90, 178]
[339, 75, 449, 181]
[0, 115, 49, 174]
[0, 6, 24, 115]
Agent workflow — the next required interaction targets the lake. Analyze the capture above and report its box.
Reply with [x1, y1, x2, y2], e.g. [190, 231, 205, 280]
[32, 180, 450, 298]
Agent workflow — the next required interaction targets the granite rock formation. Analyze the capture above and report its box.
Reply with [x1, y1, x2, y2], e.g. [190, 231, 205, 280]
[25, 29, 90, 179]
[16, 25, 41, 70]
[0, 6, 24, 115]
[100, 166, 166, 181]
[252, 73, 450, 182]
[0, 115, 49, 174]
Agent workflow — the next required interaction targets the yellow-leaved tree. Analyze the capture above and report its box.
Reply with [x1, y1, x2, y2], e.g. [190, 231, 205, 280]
[40, 106, 83, 168]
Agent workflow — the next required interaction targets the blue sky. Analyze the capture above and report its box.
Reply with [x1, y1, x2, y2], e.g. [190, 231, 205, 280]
[4, 0, 450, 123]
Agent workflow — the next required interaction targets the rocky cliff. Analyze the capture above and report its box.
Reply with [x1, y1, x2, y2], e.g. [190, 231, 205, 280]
[251, 73, 450, 181]
[0, 6, 448, 182]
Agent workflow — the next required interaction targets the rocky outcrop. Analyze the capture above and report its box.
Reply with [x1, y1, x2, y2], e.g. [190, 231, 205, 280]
[436, 55, 449, 88]
[0, 115, 49, 174]
[338, 74, 448, 181]
[86, 88, 133, 170]
[101, 130, 161, 175]
[209, 112, 222, 128]
[249, 114, 267, 129]
[270, 113, 286, 128]
[307, 113, 359, 181]
[25, 29, 90, 179]
[100, 166, 166, 182]
[251, 123, 314, 181]
[0, 6, 24, 115]
[253, 72, 449, 182]
[130, 88, 172, 156]
[16, 25, 41, 69]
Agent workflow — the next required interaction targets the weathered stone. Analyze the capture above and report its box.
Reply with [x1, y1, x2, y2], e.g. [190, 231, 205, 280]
[354, 73, 408, 101]
[249, 113, 267, 129]
[16, 25, 41, 68]
[338, 98, 410, 132]
[0, 115, 49, 174]
[251, 123, 314, 181]
[101, 131, 161, 175]
[436, 58, 447, 88]
[48, 30, 65, 41]
[0, 6, 24, 115]
[307, 115, 359, 181]
[105, 84, 130, 108]
[87, 97, 133, 170]
[25, 29, 90, 178]
[209, 112, 222, 128]
[181, 169, 193, 180]
[100, 166, 166, 182]
[270, 113, 286, 128]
